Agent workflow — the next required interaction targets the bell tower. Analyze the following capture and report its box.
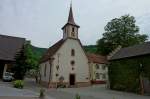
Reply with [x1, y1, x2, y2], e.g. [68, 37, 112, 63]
[62, 4, 80, 40]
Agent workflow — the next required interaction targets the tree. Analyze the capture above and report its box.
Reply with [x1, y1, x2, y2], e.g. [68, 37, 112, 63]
[13, 41, 38, 80]
[97, 15, 148, 55]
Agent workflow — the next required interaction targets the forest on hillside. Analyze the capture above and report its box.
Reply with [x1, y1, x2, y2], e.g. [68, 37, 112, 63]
[32, 45, 97, 60]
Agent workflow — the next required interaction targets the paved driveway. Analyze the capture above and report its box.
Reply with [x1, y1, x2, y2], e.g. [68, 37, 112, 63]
[0, 86, 38, 97]
[24, 78, 150, 99]
[56, 85, 150, 99]
[0, 80, 47, 99]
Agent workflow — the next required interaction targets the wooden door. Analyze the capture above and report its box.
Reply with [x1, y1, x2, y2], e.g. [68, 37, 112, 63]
[69, 74, 75, 85]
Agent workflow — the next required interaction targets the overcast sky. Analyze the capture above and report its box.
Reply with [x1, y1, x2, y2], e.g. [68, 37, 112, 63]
[0, 0, 150, 48]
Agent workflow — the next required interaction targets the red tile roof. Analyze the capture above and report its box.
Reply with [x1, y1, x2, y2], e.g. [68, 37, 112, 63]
[87, 53, 108, 64]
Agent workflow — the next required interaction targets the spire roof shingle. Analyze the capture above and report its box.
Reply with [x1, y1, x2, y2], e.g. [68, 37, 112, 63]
[62, 4, 79, 29]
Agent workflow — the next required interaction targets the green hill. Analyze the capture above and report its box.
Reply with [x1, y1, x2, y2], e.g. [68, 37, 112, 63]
[84, 45, 97, 54]
[31, 46, 47, 59]
[31, 45, 97, 59]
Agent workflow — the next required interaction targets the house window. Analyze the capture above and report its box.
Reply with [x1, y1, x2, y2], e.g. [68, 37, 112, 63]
[71, 60, 75, 66]
[71, 49, 75, 56]
[103, 74, 106, 79]
[95, 73, 100, 79]
[95, 64, 99, 69]
[102, 65, 106, 70]
[44, 64, 47, 77]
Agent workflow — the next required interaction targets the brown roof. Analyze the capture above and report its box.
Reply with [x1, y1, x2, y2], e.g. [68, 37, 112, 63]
[40, 39, 65, 63]
[110, 42, 150, 60]
[0, 34, 25, 61]
[87, 53, 108, 64]
[40, 38, 89, 63]
[67, 5, 76, 25]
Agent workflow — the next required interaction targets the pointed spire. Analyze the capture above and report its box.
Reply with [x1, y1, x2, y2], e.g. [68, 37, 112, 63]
[67, 2, 75, 24]
[62, 1, 80, 29]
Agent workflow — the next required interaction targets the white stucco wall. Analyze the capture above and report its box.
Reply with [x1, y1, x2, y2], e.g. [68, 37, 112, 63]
[51, 39, 89, 83]
[40, 61, 51, 82]
[63, 25, 78, 39]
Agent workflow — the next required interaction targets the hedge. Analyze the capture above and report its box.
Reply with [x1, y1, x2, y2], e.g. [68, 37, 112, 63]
[109, 55, 150, 93]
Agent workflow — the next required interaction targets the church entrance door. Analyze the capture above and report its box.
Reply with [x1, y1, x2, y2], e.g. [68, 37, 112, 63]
[69, 74, 75, 85]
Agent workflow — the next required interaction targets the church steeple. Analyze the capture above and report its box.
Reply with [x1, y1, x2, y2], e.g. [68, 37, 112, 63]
[62, 3, 80, 40]
[67, 3, 76, 26]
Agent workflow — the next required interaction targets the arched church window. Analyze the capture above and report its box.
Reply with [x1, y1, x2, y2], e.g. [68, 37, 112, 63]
[72, 27, 75, 32]
[71, 49, 75, 56]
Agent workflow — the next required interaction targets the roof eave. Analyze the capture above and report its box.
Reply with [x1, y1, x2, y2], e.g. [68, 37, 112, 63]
[62, 23, 80, 29]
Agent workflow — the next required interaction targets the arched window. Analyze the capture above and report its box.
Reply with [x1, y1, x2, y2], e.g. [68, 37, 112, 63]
[71, 49, 75, 56]
[72, 27, 75, 32]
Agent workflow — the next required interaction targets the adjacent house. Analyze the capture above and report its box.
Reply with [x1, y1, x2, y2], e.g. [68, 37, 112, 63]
[109, 42, 150, 93]
[110, 42, 150, 61]
[39, 5, 90, 88]
[0, 34, 25, 79]
[87, 53, 108, 84]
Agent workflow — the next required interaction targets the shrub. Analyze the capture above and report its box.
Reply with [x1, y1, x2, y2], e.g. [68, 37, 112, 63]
[39, 88, 45, 98]
[75, 94, 80, 99]
[57, 83, 66, 88]
[13, 80, 24, 89]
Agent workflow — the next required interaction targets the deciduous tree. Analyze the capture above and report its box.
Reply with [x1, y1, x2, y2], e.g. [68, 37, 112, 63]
[97, 15, 148, 55]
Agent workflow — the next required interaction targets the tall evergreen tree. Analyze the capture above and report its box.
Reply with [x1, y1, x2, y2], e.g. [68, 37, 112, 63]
[13, 41, 38, 80]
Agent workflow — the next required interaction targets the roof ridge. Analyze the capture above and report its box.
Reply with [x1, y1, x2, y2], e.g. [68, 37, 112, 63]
[0, 34, 25, 40]
[121, 41, 150, 50]
[0, 35, 25, 61]
[110, 41, 150, 60]
[40, 39, 65, 63]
